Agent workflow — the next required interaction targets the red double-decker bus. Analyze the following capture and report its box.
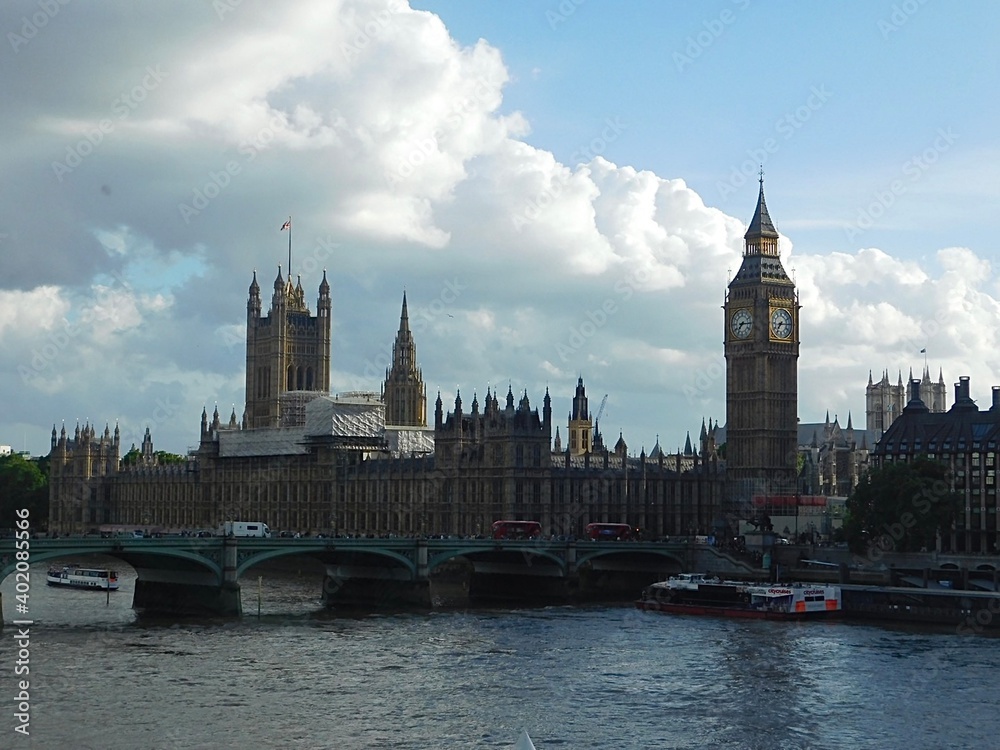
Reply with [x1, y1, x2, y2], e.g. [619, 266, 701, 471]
[585, 522, 634, 541]
[491, 520, 542, 540]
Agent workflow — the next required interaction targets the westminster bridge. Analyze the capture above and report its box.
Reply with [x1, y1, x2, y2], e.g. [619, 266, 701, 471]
[0, 536, 760, 619]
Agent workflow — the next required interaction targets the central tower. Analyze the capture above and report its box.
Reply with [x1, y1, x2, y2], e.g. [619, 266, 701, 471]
[382, 292, 427, 426]
[724, 179, 799, 507]
[244, 268, 331, 429]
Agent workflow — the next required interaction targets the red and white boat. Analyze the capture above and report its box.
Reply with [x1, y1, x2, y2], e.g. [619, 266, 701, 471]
[636, 573, 840, 620]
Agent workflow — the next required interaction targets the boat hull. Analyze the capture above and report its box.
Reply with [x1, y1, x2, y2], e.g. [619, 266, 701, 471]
[635, 599, 837, 621]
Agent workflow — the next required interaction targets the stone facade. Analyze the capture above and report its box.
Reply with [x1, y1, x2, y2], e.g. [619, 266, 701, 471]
[866, 365, 947, 440]
[48, 386, 724, 539]
[799, 414, 872, 498]
[724, 180, 799, 507]
[875, 377, 1000, 554]
[48, 284, 725, 538]
[244, 268, 331, 429]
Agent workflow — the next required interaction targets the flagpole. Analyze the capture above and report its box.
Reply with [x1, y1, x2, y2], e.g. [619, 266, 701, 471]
[287, 216, 292, 277]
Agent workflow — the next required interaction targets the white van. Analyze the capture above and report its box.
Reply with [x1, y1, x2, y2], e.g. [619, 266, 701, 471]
[221, 521, 271, 538]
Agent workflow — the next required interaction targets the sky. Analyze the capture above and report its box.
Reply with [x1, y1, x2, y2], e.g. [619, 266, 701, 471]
[2, 0, 1000, 458]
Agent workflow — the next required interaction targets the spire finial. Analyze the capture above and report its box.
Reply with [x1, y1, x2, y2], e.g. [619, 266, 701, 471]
[758, 164, 764, 186]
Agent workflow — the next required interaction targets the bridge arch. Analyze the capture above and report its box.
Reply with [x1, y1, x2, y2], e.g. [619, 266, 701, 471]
[575, 545, 684, 571]
[427, 545, 568, 575]
[236, 546, 417, 579]
[0, 545, 222, 583]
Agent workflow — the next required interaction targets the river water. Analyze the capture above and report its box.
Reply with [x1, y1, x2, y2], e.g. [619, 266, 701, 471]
[2, 557, 998, 750]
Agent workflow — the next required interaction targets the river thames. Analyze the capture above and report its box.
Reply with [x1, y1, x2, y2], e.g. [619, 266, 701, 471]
[2, 559, 998, 749]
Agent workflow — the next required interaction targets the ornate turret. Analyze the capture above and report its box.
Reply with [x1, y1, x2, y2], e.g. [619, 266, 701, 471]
[568, 377, 593, 456]
[614, 431, 627, 458]
[382, 292, 427, 426]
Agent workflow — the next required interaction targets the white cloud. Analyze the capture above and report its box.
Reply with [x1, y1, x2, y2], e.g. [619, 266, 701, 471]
[0, 286, 69, 339]
[3, 0, 1000, 456]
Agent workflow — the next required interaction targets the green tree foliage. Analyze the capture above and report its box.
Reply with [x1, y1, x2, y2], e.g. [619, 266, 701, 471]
[844, 457, 960, 555]
[155, 450, 185, 465]
[122, 448, 185, 466]
[121, 446, 142, 466]
[0, 454, 49, 530]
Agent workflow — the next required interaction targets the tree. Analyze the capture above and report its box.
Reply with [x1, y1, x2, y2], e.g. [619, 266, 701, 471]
[122, 448, 185, 467]
[0, 454, 49, 530]
[844, 457, 960, 555]
[155, 451, 185, 465]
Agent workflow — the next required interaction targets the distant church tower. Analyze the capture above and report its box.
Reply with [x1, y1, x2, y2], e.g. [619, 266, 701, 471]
[866, 365, 946, 439]
[382, 292, 427, 426]
[568, 377, 593, 456]
[724, 179, 799, 502]
[244, 267, 331, 429]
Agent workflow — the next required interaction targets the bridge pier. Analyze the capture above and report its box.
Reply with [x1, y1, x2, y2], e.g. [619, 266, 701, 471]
[322, 564, 430, 608]
[132, 537, 241, 618]
[133, 577, 241, 618]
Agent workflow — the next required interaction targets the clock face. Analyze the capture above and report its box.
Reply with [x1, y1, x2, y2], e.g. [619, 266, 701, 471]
[770, 308, 793, 339]
[730, 309, 753, 339]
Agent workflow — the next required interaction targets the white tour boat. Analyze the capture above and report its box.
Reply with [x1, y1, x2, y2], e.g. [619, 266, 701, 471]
[46, 565, 120, 591]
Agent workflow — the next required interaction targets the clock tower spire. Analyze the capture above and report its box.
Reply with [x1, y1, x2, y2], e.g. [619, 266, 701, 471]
[724, 178, 799, 516]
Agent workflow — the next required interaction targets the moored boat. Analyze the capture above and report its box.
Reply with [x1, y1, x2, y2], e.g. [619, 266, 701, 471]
[46, 565, 119, 591]
[636, 573, 840, 620]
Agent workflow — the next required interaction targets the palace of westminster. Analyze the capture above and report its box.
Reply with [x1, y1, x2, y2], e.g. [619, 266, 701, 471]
[48, 185, 1000, 552]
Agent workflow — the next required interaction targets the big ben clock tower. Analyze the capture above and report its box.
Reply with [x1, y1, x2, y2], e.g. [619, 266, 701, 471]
[724, 178, 799, 508]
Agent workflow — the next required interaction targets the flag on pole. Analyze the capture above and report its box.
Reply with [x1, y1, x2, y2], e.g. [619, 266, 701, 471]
[920, 348, 926, 353]
[280, 219, 291, 231]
